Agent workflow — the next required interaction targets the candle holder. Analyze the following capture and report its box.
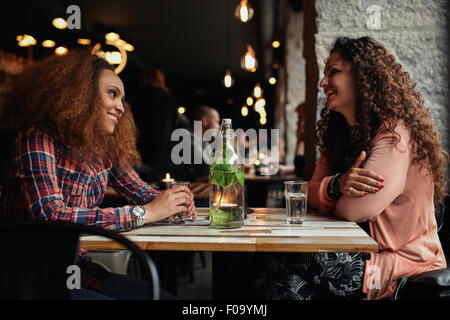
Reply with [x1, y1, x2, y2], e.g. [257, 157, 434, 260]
[160, 173, 175, 190]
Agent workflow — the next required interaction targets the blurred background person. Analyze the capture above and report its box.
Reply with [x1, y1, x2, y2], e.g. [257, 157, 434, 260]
[151, 105, 220, 183]
[132, 67, 178, 181]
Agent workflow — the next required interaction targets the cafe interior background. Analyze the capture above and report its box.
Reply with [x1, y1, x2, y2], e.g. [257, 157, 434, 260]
[0, 0, 448, 299]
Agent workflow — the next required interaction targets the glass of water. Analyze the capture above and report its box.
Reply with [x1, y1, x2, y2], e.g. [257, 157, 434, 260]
[169, 181, 190, 224]
[284, 181, 308, 224]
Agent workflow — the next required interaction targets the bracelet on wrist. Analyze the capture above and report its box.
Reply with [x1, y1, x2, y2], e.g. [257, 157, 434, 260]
[327, 173, 343, 200]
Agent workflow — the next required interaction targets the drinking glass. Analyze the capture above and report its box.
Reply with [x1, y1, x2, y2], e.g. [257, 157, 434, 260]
[169, 181, 190, 224]
[284, 181, 308, 224]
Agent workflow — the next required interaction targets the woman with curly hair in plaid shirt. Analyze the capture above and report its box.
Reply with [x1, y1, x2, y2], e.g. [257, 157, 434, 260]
[0, 49, 196, 299]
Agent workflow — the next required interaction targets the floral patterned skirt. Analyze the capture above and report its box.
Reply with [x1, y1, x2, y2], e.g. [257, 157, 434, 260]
[251, 252, 368, 300]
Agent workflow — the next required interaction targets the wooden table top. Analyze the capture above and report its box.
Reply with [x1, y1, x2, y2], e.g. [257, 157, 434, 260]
[80, 208, 379, 253]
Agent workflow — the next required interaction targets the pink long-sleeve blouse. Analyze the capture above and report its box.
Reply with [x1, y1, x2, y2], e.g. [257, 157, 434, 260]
[308, 122, 446, 299]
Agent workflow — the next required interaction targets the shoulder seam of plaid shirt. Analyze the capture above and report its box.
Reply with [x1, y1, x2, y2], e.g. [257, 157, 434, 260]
[2, 126, 160, 230]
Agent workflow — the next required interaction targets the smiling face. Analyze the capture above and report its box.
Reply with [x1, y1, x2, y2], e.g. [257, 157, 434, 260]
[97, 68, 126, 135]
[319, 51, 357, 126]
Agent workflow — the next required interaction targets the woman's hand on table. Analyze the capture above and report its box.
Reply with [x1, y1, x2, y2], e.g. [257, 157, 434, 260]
[143, 185, 196, 223]
[340, 151, 384, 197]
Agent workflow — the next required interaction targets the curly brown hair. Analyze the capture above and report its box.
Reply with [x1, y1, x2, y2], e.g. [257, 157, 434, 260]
[317, 36, 448, 204]
[2, 49, 141, 170]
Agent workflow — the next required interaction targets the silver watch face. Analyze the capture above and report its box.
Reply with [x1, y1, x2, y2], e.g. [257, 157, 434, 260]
[134, 206, 146, 218]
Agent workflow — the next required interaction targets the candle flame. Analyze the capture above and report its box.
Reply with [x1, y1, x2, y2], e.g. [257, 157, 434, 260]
[165, 173, 171, 180]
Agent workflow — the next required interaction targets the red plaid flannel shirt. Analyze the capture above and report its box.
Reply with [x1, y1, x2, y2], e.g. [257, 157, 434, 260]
[1, 127, 160, 291]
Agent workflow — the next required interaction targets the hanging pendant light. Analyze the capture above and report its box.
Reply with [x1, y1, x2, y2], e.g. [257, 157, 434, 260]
[235, 0, 254, 23]
[253, 83, 262, 98]
[254, 98, 266, 112]
[77, 38, 91, 45]
[42, 40, 55, 48]
[241, 45, 258, 72]
[52, 18, 67, 29]
[16, 34, 36, 47]
[241, 105, 249, 117]
[223, 70, 234, 88]
[105, 32, 120, 42]
[54, 46, 68, 55]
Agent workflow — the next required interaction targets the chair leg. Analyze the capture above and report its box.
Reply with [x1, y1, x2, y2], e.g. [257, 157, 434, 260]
[199, 252, 206, 269]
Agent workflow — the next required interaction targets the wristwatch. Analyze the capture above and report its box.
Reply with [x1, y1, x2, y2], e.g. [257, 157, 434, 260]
[132, 205, 147, 227]
[327, 173, 343, 200]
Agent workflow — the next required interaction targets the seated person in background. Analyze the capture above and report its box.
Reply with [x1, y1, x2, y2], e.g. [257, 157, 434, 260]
[252, 36, 447, 300]
[131, 67, 178, 180]
[0, 50, 197, 300]
[151, 105, 220, 183]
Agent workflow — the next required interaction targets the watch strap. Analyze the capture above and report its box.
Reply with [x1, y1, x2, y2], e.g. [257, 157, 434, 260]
[327, 173, 343, 200]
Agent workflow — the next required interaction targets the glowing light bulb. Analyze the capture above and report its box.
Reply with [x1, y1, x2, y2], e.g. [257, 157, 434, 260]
[260, 117, 267, 125]
[240, 5, 249, 22]
[253, 83, 262, 98]
[105, 51, 122, 64]
[77, 38, 91, 45]
[268, 77, 277, 85]
[42, 40, 55, 48]
[235, 0, 254, 23]
[246, 56, 254, 69]
[246, 97, 254, 106]
[272, 40, 280, 48]
[223, 70, 234, 88]
[52, 18, 67, 29]
[105, 32, 120, 42]
[54, 46, 68, 55]
[255, 98, 266, 111]
[124, 43, 134, 52]
[178, 106, 186, 114]
[241, 106, 248, 117]
[115, 39, 126, 47]
[241, 45, 258, 72]
[17, 35, 36, 47]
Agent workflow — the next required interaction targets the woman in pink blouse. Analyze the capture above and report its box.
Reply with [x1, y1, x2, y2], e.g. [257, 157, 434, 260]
[253, 36, 447, 300]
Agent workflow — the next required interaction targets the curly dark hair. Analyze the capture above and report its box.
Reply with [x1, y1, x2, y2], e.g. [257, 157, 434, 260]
[2, 49, 141, 170]
[317, 36, 447, 204]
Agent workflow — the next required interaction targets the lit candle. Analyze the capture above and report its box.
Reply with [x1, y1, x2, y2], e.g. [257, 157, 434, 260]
[213, 196, 238, 208]
[160, 173, 175, 190]
[218, 203, 238, 208]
